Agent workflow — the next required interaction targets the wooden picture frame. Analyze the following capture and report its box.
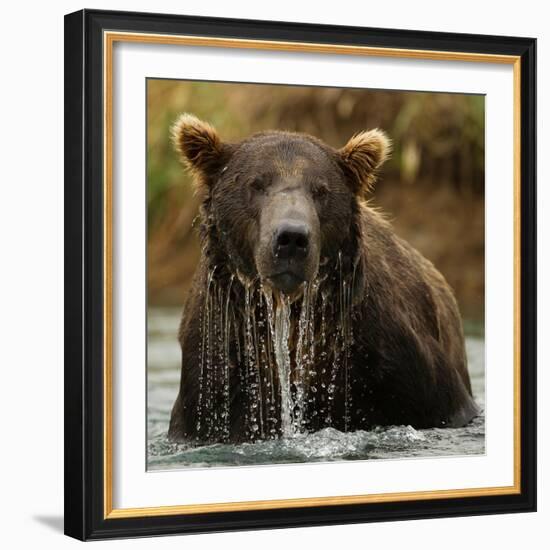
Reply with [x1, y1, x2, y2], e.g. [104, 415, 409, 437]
[64, 8, 536, 540]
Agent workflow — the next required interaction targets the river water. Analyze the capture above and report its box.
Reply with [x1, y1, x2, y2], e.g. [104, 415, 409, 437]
[147, 307, 485, 470]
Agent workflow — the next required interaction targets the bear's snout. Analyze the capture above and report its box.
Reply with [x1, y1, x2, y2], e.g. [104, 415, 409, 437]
[269, 222, 312, 293]
[273, 222, 310, 261]
[256, 189, 320, 295]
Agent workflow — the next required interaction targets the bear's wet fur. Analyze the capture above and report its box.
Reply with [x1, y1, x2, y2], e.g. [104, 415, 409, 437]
[168, 114, 479, 444]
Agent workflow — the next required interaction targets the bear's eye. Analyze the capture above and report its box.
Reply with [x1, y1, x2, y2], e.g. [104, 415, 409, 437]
[313, 181, 329, 200]
[250, 176, 267, 193]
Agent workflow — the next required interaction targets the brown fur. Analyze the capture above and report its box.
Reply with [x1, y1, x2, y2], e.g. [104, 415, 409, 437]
[171, 113, 233, 191]
[339, 129, 392, 196]
[167, 115, 479, 443]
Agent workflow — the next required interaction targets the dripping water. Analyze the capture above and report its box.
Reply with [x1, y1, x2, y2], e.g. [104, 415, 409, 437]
[222, 275, 234, 441]
[196, 258, 357, 442]
[196, 266, 216, 437]
[294, 281, 318, 432]
[271, 292, 294, 438]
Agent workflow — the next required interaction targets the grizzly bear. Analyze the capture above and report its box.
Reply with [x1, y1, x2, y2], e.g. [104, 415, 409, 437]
[168, 114, 479, 444]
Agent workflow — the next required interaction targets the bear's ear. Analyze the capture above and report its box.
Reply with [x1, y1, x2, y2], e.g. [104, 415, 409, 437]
[171, 113, 231, 189]
[338, 129, 391, 196]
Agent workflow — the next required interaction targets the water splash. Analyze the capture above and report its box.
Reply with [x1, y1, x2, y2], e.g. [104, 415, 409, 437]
[149, 426, 434, 469]
[149, 306, 485, 469]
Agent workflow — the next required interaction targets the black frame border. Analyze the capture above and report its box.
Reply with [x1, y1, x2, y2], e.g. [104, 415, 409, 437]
[64, 8, 537, 541]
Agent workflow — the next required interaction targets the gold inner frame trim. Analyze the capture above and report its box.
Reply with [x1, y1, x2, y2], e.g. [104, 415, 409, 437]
[103, 30, 522, 520]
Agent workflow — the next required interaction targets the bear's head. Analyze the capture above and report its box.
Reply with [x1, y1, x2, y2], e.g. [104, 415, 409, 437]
[172, 114, 390, 297]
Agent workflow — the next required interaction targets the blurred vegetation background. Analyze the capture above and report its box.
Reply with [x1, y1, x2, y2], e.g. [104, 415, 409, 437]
[147, 79, 485, 322]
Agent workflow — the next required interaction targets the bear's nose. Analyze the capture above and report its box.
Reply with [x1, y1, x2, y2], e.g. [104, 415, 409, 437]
[273, 222, 310, 261]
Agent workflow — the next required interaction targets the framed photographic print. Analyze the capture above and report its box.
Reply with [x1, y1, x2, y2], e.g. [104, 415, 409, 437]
[64, 9, 537, 540]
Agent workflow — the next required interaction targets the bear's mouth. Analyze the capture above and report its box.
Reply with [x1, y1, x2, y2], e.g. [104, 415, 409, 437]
[267, 270, 305, 295]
